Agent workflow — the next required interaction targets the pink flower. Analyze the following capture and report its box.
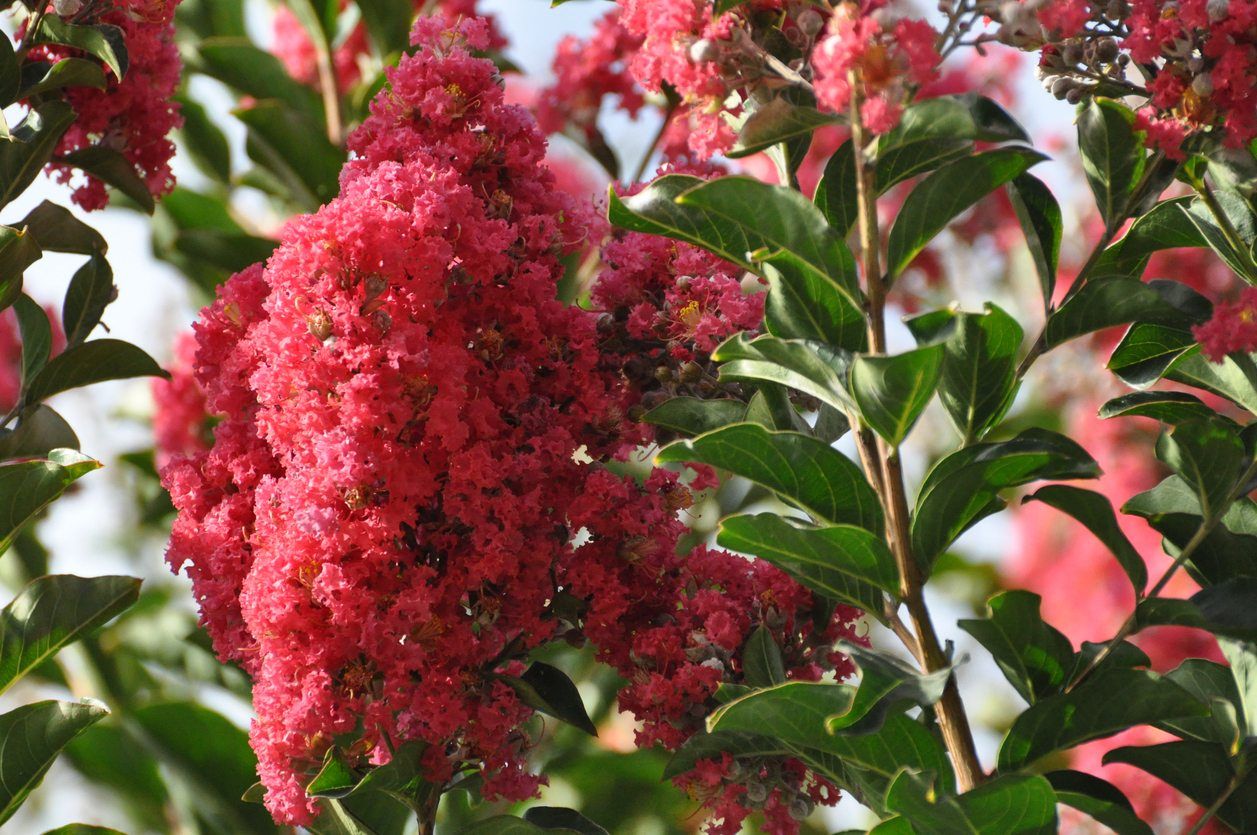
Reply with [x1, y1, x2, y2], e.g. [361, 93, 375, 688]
[152, 331, 212, 469]
[1193, 287, 1257, 361]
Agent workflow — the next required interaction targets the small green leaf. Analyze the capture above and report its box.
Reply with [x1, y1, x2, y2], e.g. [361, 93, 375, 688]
[25, 339, 167, 405]
[1185, 190, 1257, 281]
[905, 304, 1023, 442]
[826, 643, 950, 735]
[58, 146, 155, 213]
[658, 423, 883, 532]
[1023, 485, 1147, 596]
[61, 255, 115, 348]
[19, 202, 106, 255]
[1045, 277, 1209, 349]
[1164, 348, 1257, 414]
[1107, 323, 1197, 389]
[1078, 98, 1147, 227]
[0, 574, 139, 696]
[0, 451, 101, 554]
[1155, 417, 1246, 522]
[878, 770, 1057, 835]
[728, 95, 842, 159]
[1009, 174, 1062, 308]
[0, 102, 75, 209]
[307, 747, 359, 798]
[662, 729, 786, 780]
[0, 700, 108, 824]
[0, 406, 79, 459]
[1044, 771, 1152, 835]
[1098, 391, 1218, 424]
[958, 590, 1074, 704]
[35, 18, 127, 80]
[501, 662, 596, 736]
[885, 148, 1046, 278]
[997, 668, 1207, 771]
[717, 514, 895, 616]
[1093, 197, 1205, 277]
[850, 345, 943, 446]
[741, 625, 786, 688]
[19, 58, 107, 99]
[642, 397, 745, 437]
[912, 430, 1099, 570]
[714, 332, 854, 413]
[0, 230, 41, 312]
[1136, 579, 1257, 641]
[1104, 740, 1257, 832]
[523, 807, 607, 835]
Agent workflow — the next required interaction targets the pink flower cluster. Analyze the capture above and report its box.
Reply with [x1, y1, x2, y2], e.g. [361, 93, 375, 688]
[812, 7, 940, 133]
[536, 10, 645, 143]
[272, 0, 503, 94]
[151, 332, 212, 470]
[160, 14, 852, 833]
[1193, 286, 1257, 361]
[38, 0, 183, 210]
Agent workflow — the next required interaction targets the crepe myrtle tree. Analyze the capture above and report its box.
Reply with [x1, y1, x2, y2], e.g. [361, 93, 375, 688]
[4, 0, 1257, 833]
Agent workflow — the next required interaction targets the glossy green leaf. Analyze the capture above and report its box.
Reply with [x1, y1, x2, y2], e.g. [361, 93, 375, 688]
[1078, 98, 1146, 227]
[1220, 638, 1257, 739]
[875, 770, 1057, 835]
[1164, 348, 1257, 416]
[58, 146, 155, 213]
[662, 729, 787, 780]
[1107, 323, 1197, 389]
[523, 807, 608, 834]
[0, 33, 17, 107]
[41, 825, 127, 835]
[0, 574, 139, 696]
[175, 94, 232, 183]
[0, 406, 79, 459]
[717, 514, 895, 616]
[826, 643, 949, 735]
[35, 18, 127, 80]
[0, 227, 42, 305]
[728, 95, 842, 159]
[356, 0, 413, 56]
[905, 304, 1023, 442]
[1155, 418, 1246, 522]
[197, 38, 323, 122]
[500, 662, 596, 736]
[1104, 741, 1257, 832]
[958, 590, 1074, 704]
[642, 397, 745, 437]
[1009, 173, 1062, 307]
[0, 451, 100, 554]
[741, 625, 786, 688]
[714, 333, 854, 413]
[1045, 771, 1153, 835]
[1159, 657, 1246, 743]
[19, 201, 106, 255]
[1093, 197, 1205, 276]
[885, 148, 1046, 278]
[19, 58, 106, 99]
[25, 339, 167, 405]
[850, 346, 943, 446]
[237, 101, 343, 208]
[462, 817, 581, 834]
[1045, 277, 1209, 349]
[1136, 579, 1257, 641]
[61, 255, 115, 348]
[0, 102, 75, 209]
[997, 668, 1207, 771]
[658, 423, 883, 531]
[1185, 189, 1257, 281]
[1023, 485, 1147, 595]
[912, 430, 1099, 569]
[14, 295, 51, 392]
[1098, 391, 1218, 424]
[0, 700, 108, 824]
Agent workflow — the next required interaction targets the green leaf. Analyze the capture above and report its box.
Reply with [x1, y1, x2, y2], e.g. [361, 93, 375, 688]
[175, 94, 232, 183]
[61, 255, 115, 348]
[0, 33, 17, 107]
[741, 625, 786, 688]
[1023, 485, 1147, 595]
[905, 304, 1023, 442]
[849, 345, 944, 446]
[1009, 174, 1062, 307]
[1045, 277, 1209, 349]
[1155, 418, 1247, 522]
[1099, 391, 1218, 424]
[0, 451, 100, 554]
[714, 333, 854, 413]
[642, 397, 745, 437]
[0, 102, 75, 209]
[307, 746, 358, 798]
[728, 95, 842, 159]
[523, 808, 608, 835]
[197, 38, 323, 122]
[1220, 638, 1257, 738]
[814, 140, 859, 235]
[25, 339, 167, 405]
[0, 700, 108, 824]
[355, 0, 414, 56]
[1104, 741, 1257, 832]
[717, 514, 895, 616]
[19, 58, 107, 99]
[1044, 771, 1153, 835]
[14, 295, 51, 392]
[912, 429, 1099, 570]
[706, 681, 954, 808]
[826, 643, 949, 735]
[872, 98, 975, 192]
[1159, 657, 1246, 743]
[1093, 197, 1205, 277]
[657, 423, 883, 532]
[1107, 323, 1197, 389]
[1185, 190, 1257, 281]
[0, 227, 42, 306]
[0, 406, 79, 459]
[1078, 98, 1147, 227]
[662, 729, 788, 780]
[19, 202, 106, 255]
[885, 148, 1046, 278]
[997, 668, 1207, 771]
[42, 826, 127, 834]
[610, 175, 865, 350]
[462, 817, 580, 834]
[1164, 348, 1257, 414]
[1136, 579, 1257, 641]
[500, 662, 596, 736]
[958, 590, 1074, 704]
[877, 770, 1057, 835]
[35, 18, 127, 80]
[0, 575, 139, 696]
[57, 146, 155, 213]
[237, 100, 343, 209]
